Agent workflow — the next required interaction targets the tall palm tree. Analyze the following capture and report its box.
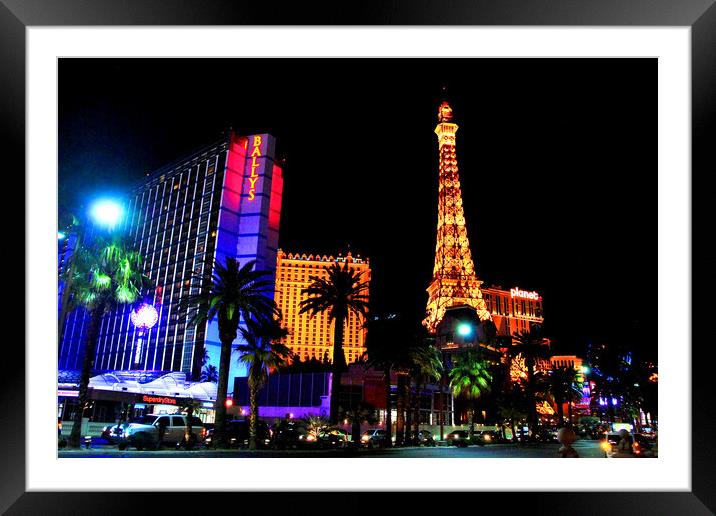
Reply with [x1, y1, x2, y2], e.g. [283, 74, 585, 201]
[509, 327, 550, 438]
[66, 234, 148, 448]
[180, 258, 279, 448]
[236, 318, 292, 449]
[546, 366, 583, 426]
[407, 343, 443, 441]
[496, 385, 528, 442]
[363, 314, 415, 447]
[299, 262, 369, 423]
[340, 402, 379, 445]
[448, 349, 493, 439]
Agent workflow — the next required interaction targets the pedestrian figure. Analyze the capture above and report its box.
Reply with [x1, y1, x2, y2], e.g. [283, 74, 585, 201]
[616, 429, 633, 455]
[557, 427, 579, 458]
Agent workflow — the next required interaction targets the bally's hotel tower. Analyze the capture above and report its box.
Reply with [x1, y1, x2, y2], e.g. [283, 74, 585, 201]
[58, 131, 284, 384]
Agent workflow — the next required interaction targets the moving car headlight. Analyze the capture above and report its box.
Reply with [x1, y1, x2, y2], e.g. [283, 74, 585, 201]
[361, 435, 370, 441]
[600, 441, 612, 452]
[306, 435, 316, 442]
[483, 435, 492, 441]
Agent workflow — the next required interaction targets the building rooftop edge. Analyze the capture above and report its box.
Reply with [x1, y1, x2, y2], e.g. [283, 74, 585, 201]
[277, 248, 369, 264]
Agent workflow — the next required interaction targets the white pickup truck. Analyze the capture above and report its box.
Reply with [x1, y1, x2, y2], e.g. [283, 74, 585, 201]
[111, 414, 204, 450]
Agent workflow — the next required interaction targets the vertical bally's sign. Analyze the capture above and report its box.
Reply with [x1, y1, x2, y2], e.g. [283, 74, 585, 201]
[247, 135, 264, 201]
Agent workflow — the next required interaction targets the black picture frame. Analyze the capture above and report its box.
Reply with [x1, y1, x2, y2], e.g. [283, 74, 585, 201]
[4, 1, 713, 514]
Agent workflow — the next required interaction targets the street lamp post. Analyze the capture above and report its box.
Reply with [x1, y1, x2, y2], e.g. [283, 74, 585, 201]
[58, 199, 124, 347]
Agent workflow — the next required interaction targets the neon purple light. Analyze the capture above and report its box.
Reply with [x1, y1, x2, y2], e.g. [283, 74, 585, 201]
[130, 303, 158, 330]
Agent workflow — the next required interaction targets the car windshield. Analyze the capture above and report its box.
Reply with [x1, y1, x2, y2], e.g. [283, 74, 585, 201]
[132, 416, 157, 425]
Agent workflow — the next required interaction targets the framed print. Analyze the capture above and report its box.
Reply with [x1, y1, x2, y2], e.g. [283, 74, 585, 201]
[4, 0, 714, 514]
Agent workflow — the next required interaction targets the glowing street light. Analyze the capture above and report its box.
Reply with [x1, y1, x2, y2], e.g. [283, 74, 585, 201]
[89, 199, 123, 229]
[457, 322, 472, 337]
[130, 302, 159, 367]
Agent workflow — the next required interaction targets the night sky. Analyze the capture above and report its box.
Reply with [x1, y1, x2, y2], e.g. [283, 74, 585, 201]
[59, 58, 656, 360]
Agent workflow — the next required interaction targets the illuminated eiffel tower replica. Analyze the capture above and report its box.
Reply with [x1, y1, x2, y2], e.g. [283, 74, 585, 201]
[423, 100, 492, 334]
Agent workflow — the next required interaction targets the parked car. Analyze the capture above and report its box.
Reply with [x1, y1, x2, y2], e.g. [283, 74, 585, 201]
[537, 428, 559, 443]
[632, 433, 657, 457]
[409, 429, 437, 447]
[271, 421, 316, 450]
[478, 430, 499, 443]
[360, 429, 391, 448]
[446, 429, 470, 447]
[204, 420, 270, 448]
[117, 414, 205, 450]
[317, 427, 349, 449]
[602, 431, 657, 458]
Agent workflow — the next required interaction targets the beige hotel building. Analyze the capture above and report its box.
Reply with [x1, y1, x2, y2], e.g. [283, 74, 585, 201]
[275, 249, 370, 365]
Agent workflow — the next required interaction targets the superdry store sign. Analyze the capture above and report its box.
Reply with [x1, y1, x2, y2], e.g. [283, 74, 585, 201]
[141, 395, 178, 405]
[83, 388, 186, 405]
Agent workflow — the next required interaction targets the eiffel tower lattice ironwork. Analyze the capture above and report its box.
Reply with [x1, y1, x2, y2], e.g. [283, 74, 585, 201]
[423, 100, 492, 333]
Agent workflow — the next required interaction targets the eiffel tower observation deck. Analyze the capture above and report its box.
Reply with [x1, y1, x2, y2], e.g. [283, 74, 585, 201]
[423, 100, 492, 333]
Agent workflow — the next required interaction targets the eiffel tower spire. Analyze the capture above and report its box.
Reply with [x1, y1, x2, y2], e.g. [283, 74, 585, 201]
[423, 100, 492, 333]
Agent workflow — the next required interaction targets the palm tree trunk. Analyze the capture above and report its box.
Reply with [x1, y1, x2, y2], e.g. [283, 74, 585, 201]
[556, 396, 565, 426]
[249, 374, 259, 450]
[413, 381, 422, 438]
[468, 407, 475, 439]
[404, 381, 412, 445]
[69, 302, 104, 449]
[329, 315, 346, 423]
[510, 418, 517, 443]
[213, 334, 234, 448]
[527, 361, 537, 438]
[395, 374, 406, 446]
[351, 418, 361, 446]
[184, 405, 194, 449]
[384, 367, 392, 447]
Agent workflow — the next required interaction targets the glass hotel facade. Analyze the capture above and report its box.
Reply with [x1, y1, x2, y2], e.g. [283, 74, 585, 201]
[59, 131, 283, 385]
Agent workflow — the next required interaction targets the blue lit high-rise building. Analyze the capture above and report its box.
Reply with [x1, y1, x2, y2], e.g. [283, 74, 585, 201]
[58, 130, 284, 386]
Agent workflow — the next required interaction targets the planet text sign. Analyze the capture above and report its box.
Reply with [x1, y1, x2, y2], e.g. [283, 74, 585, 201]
[510, 287, 540, 300]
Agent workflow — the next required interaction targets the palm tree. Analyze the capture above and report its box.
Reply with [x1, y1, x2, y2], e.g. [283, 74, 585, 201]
[66, 234, 148, 448]
[546, 366, 583, 426]
[179, 258, 279, 448]
[509, 327, 550, 438]
[448, 349, 493, 440]
[300, 414, 331, 440]
[299, 262, 369, 423]
[200, 364, 219, 383]
[496, 385, 528, 442]
[236, 318, 292, 449]
[340, 402, 379, 445]
[407, 343, 443, 442]
[363, 314, 416, 447]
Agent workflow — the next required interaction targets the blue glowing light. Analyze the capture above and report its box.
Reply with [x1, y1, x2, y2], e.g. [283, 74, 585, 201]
[457, 323, 472, 337]
[58, 231, 66, 240]
[90, 199, 123, 228]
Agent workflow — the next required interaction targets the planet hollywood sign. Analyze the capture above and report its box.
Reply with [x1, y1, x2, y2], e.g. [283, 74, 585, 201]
[510, 287, 540, 300]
